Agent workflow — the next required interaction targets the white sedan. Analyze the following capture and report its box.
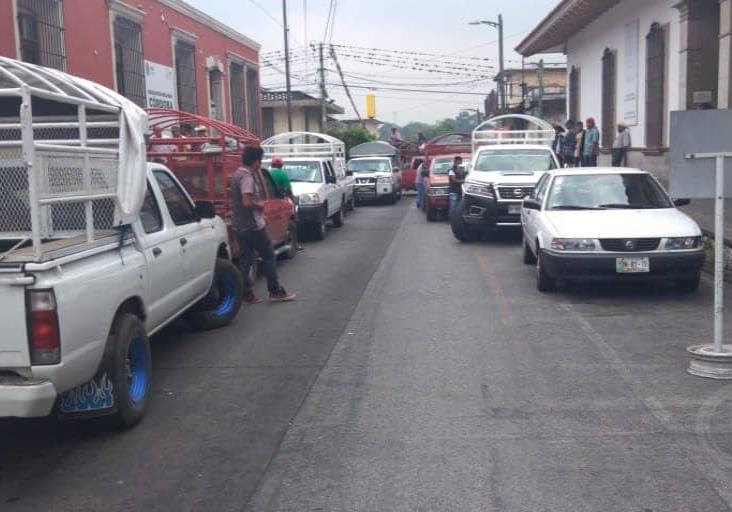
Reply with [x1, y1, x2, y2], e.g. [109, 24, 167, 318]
[521, 168, 705, 292]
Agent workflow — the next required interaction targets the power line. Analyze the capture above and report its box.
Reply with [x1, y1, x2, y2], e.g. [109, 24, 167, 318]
[326, 83, 488, 96]
[247, 0, 282, 26]
[323, 0, 335, 42]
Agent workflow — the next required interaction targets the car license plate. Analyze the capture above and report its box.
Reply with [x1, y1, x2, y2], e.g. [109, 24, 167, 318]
[508, 204, 522, 215]
[616, 257, 650, 273]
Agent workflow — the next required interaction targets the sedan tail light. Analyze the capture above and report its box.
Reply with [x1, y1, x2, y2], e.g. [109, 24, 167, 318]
[27, 290, 60, 365]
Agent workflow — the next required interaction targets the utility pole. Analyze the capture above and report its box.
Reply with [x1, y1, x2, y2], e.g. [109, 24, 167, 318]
[318, 43, 327, 132]
[538, 59, 545, 119]
[497, 14, 505, 113]
[282, 0, 293, 131]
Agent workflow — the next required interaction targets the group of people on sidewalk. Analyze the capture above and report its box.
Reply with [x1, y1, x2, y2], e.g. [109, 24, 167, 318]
[552, 117, 632, 168]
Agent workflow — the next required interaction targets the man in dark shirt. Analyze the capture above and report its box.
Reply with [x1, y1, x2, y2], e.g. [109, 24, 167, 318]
[448, 156, 465, 215]
[231, 146, 295, 303]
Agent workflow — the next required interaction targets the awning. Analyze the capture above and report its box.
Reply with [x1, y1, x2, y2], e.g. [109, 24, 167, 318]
[515, 0, 621, 57]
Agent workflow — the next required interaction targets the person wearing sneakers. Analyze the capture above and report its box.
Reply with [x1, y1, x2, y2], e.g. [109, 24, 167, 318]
[232, 146, 296, 303]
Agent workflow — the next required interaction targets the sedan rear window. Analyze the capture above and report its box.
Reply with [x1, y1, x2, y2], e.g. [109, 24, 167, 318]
[547, 173, 673, 211]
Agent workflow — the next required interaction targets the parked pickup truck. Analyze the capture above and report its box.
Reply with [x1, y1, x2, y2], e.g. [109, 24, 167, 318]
[0, 58, 242, 427]
[262, 131, 352, 240]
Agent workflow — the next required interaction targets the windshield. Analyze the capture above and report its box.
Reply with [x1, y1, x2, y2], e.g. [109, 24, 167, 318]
[431, 159, 454, 175]
[474, 149, 556, 172]
[280, 161, 323, 183]
[347, 159, 391, 173]
[547, 173, 673, 211]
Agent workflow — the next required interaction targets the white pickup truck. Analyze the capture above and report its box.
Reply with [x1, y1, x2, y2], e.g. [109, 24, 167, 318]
[262, 132, 352, 240]
[0, 58, 242, 427]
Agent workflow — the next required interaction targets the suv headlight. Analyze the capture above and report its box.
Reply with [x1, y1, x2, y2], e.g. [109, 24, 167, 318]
[298, 193, 321, 206]
[551, 238, 597, 251]
[464, 182, 494, 198]
[377, 176, 393, 184]
[665, 236, 701, 250]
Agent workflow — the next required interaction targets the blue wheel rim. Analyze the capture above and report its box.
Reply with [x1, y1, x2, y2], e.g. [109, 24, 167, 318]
[211, 270, 237, 317]
[127, 337, 149, 405]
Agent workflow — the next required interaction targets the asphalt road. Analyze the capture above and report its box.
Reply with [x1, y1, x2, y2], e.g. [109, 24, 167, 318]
[3, 197, 732, 511]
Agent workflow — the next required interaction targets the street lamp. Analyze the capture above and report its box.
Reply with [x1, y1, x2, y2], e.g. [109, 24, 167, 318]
[469, 14, 505, 114]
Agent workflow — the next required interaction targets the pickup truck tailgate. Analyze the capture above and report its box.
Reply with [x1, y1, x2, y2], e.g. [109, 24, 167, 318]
[0, 277, 31, 368]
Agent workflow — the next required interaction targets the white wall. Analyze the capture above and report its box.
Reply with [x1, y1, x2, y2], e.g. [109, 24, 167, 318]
[272, 107, 308, 135]
[566, 0, 681, 148]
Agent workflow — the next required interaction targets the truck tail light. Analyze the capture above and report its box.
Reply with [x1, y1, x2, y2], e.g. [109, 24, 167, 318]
[27, 290, 60, 365]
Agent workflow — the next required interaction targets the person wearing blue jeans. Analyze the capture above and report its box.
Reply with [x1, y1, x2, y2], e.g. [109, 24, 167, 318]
[415, 163, 427, 209]
[448, 156, 466, 216]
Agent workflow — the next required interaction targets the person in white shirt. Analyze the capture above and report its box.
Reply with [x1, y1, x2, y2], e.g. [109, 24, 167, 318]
[611, 123, 631, 167]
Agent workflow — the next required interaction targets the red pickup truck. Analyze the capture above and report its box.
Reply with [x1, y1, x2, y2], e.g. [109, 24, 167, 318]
[418, 133, 472, 221]
[147, 109, 298, 262]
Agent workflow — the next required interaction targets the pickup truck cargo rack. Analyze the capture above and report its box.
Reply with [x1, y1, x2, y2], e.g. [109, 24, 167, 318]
[472, 114, 555, 153]
[0, 57, 147, 262]
[261, 131, 346, 170]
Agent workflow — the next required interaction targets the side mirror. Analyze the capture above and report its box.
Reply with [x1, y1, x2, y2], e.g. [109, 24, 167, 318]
[346, 170, 354, 177]
[523, 198, 541, 211]
[195, 201, 217, 220]
[673, 198, 691, 207]
[326, 174, 337, 184]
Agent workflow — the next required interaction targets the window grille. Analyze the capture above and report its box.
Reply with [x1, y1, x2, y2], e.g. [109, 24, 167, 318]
[246, 67, 259, 134]
[17, 0, 66, 71]
[230, 61, 245, 128]
[175, 40, 197, 113]
[113, 17, 146, 108]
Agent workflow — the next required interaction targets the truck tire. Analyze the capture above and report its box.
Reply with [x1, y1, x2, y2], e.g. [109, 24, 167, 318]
[312, 214, 327, 240]
[332, 204, 345, 228]
[107, 313, 151, 428]
[536, 250, 557, 292]
[346, 196, 355, 211]
[523, 237, 537, 265]
[426, 202, 437, 222]
[187, 258, 244, 330]
[449, 200, 477, 242]
[281, 221, 298, 260]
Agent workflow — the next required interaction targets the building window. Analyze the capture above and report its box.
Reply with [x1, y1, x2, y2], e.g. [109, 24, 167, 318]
[175, 40, 197, 113]
[113, 17, 146, 108]
[246, 66, 259, 134]
[229, 61, 246, 128]
[645, 22, 665, 150]
[17, 0, 66, 70]
[208, 68, 224, 120]
[601, 48, 617, 149]
[569, 66, 580, 121]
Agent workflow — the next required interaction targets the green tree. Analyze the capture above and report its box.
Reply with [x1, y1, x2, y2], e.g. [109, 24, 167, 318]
[327, 127, 377, 154]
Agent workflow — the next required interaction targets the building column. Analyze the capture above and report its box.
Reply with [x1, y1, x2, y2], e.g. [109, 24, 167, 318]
[720, 0, 732, 108]
[675, 0, 721, 109]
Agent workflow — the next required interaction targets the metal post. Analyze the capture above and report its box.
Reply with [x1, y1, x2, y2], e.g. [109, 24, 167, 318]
[498, 14, 505, 113]
[715, 154, 725, 352]
[538, 59, 545, 119]
[282, 0, 293, 131]
[79, 104, 94, 243]
[19, 84, 41, 260]
[319, 43, 327, 132]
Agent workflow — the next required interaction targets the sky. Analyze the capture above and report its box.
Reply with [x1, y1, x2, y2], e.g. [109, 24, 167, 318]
[186, 0, 565, 125]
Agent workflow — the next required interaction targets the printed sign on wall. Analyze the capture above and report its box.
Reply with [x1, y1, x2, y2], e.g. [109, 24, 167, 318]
[623, 19, 639, 125]
[145, 61, 177, 109]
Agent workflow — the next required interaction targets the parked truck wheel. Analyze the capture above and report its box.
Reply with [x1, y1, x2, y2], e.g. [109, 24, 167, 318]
[425, 202, 437, 222]
[523, 237, 537, 265]
[187, 258, 244, 330]
[346, 196, 355, 211]
[332, 204, 345, 228]
[281, 221, 298, 260]
[312, 209, 327, 241]
[107, 313, 151, 428]
[536, 250, 557, 292]
[449, 200, 477, 242]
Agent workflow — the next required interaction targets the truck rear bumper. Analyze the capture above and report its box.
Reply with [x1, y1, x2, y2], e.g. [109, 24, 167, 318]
[0, 377, 57, 418]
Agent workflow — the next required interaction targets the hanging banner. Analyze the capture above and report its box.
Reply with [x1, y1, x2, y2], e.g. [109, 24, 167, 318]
[145, 61, 177, 109]
[623, 19, 639, 125]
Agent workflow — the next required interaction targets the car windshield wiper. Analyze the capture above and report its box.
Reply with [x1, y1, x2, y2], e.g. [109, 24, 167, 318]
[599, 203, 665, 209]
[551, 205, 606, 211]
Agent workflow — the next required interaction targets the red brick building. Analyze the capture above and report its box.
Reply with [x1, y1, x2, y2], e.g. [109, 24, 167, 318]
[0, 0, 262, 134]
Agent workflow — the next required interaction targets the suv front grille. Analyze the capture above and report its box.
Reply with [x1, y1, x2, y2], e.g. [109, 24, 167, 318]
[600, 238, 661, 252]
[497, 186, 534, 200]
[356, 177, 377, 185]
